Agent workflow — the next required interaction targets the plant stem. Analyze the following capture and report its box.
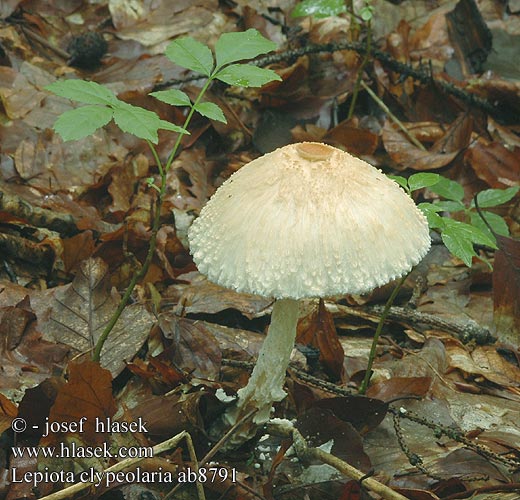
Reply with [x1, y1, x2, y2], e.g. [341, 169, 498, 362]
[92, 142, 165, 362]
[92, 78, 217, 362]
[164, 77, 214, 173]
[358, 273, 408, 394]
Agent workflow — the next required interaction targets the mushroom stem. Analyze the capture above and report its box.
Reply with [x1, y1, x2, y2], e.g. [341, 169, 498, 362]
[236, 298, 300, 422]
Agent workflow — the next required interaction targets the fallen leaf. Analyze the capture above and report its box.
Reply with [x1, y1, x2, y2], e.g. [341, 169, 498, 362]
[41, 257, 153, 376]
[44, 360, 116, 445]
[465, 140, 520, 188]
[158, 314, 222, 380]
[493, 235, 520, 346]
[297, 299, 345, 381]
[383, 121, 458, 171]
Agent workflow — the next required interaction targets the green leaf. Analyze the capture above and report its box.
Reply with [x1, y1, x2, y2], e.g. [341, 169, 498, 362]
[291, 0, 347, 18]
[429, 176, 464, 201]
[150, 89, 191, 107]
[441, 226, 478, 267]
[470, 186, 520, 208]
[46, 80, 119, 106]
[165, 37, 214, 76]
[408, 173, 441, 192]
[388, 175, 408, 191]
[158, 120, 189, 135]
[418, 203, 444, 229]
[193, 102, 226, 123]
[215, 64, 281, 87]
[359, 5, 374, 21]
[470, 211, 510, 238]
[440, 219, 497, 266]
[113, 102, 163, 143]
[432, 200, 465, 212]
[53, 105, 113, 141]
[215, 29, 278, 68]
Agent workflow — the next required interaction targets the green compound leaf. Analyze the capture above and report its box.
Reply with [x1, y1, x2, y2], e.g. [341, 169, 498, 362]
[193, 102, 226, 123]
[165, 37, 214, 76]
[150, 89, 191, 107]
[408, 173, 441, 192]
[215, 64, 281, 87]
[46, 80, 119, 106]
[429, 176, 464, 201]
[470, 186, 520, 208]
[215, 29, 278, 68]
[441, 218, 497, 267]
[291, 0, 347, 18]
[53, 106, 113, 141]
[470, 211, 510, 238]
[112, 102, 188, 143]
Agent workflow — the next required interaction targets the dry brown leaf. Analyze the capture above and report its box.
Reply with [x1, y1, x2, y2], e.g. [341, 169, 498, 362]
[61, 231, 96, 274]
[465, 139, 520, 188]
[297, 299, 345, 382]
[44, 360, 116, 445]
[383, 121, 458, 171]
[177, 275, 272, 319]
[158, 314, 222, 380]
[323, 120, 379, 156]
[493, 235, 520, 346]
[366, 376, 432, 402]
[446, 338, 520, 387]
[41, 257, 153, 376]
[0, 392, 18, 434]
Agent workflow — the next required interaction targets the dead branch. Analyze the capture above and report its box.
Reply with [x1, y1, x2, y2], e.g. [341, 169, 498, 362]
[327, 303, 494, 344]
[0, 189, 118, 236]
[268, 419, 415, 500]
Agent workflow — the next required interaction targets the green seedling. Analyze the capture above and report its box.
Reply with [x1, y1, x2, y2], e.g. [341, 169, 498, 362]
[389, 173, 518, 267]
[46, 29, 281, 362]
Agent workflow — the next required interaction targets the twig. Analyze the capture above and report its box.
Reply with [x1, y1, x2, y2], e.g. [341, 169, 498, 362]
[268, 420, 412, 500]
[156, 41, 498, 116]
[326, 303, 494, 344]
[0, 190, 118, 236]
[20, 25, 70, 60]
[360, 80, 426, 151]
[163, 409, 257, 500]
[37, 431, 204, 500]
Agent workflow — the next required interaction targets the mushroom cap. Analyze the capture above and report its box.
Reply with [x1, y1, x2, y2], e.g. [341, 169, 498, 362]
[188, 142, 431, 299]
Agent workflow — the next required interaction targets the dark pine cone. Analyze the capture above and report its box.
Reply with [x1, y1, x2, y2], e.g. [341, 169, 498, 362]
[67, 32, 107, 69]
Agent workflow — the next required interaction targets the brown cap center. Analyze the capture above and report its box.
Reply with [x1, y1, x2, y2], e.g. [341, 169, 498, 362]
[296, 143, 334, 161]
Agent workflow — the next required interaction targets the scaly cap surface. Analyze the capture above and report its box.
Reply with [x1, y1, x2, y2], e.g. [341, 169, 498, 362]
[188, 142, 431, 299]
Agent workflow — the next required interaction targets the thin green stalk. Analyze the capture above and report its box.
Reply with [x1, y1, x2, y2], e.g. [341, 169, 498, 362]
[164, 77, 214, 173]
[93, 142, 165, 361]
[358, 273, 408, 394]
[92, 79, 218, 362]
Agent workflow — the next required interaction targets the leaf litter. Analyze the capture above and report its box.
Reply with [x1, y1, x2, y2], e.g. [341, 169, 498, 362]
[1, 0, 520, 499]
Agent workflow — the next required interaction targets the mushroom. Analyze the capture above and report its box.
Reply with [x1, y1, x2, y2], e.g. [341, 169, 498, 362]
[188, 142, 430, 423]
